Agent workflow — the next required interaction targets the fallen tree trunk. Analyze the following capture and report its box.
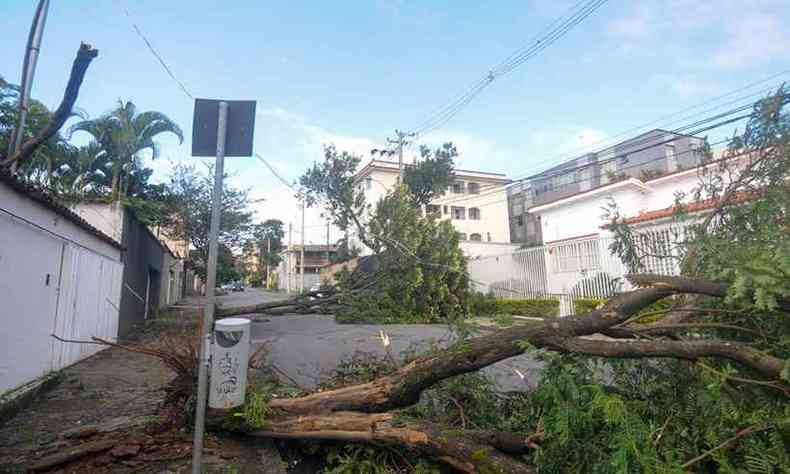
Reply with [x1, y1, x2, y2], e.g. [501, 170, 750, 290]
[245, 412, 535, 473]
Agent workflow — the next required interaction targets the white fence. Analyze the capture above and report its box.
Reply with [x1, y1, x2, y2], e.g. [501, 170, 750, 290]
[468, 229, 683, 315]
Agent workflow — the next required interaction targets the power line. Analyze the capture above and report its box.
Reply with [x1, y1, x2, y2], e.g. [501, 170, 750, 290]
[119, 4, 194, 100]
[432, 98, 761, 209]
[254, 152, 298, 191]
[409, 0, 608, 138]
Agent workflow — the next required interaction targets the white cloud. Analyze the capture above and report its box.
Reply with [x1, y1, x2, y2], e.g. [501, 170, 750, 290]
[653, 74, 711, 98]
[410, 130, 497, 171]
[607, 11, 652, 38]
[605, 2, 790, 69]
[712, 13, 790, 69]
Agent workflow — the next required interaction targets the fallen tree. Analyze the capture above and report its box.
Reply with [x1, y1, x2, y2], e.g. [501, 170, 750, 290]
[51, 89, 790, 472]
[63, 272, 785, 472]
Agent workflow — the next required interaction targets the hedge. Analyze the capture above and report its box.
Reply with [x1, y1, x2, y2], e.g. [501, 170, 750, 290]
[573, 298, 606, 315]
[471, 294, 560, 318]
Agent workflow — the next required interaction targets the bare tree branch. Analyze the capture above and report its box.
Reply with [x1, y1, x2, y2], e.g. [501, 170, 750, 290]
[2, 43, 98, 167]
[544, 336, 787, 382]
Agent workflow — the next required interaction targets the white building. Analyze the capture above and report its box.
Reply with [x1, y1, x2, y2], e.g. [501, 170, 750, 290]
[529, 162, 725, 244]
[353, 159, 512, 256]
[1, 173, 123, 394]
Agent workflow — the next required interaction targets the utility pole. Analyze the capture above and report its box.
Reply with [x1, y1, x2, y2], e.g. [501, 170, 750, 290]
[192, 101, 228, 473]
[300, 197, 305, 293]
[287, 222, 292, 294]
[325, 221, 330, 263]
[6, 0, 50, 173]
[265, 237, 271, 289]
[387, 129, 415, 182]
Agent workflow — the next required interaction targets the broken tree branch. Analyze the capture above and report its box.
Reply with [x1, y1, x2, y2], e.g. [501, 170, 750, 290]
[681, 425, 770, 470]
[243, 411, 535, 474]
[2, 43, 98, 167]
[544, 336, 787, 382]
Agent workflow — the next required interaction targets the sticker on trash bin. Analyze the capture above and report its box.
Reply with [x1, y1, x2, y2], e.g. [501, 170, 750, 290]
[209, 318, 251, 409]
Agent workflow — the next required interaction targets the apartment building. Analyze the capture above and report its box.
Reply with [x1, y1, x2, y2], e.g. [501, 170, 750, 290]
[276, 244, 337, 292]
[508, 129, 705, 245]
[353, 159, 512, 256]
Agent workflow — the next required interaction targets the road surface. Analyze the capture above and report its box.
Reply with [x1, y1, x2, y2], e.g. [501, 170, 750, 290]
[220, 288, 543, 391]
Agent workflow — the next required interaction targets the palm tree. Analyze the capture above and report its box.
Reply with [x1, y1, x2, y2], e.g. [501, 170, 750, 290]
[69, 100, 183, 200]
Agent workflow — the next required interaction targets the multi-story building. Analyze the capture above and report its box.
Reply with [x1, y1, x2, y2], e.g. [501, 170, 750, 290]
[508, 129, 704, 245]
[353, 159, 514, 257]
[276, 244, 337, 292]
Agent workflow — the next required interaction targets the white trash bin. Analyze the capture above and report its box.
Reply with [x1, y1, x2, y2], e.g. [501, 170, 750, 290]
[209, 318, 251, 409]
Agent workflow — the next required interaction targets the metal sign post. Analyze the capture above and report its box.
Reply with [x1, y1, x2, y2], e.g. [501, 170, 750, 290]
[190, 98, 256, 474]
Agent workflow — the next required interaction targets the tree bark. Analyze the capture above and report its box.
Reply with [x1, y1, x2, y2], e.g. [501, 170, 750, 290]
[213, 411, 535, 473]
[2, 43, 98, 167]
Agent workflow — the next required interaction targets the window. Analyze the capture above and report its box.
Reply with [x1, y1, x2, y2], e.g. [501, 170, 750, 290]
[451, 206, 466, 220]
[443, 205, 448, 214]
[452, 182, 465, 194]
[469, 207, 481, 220]
[365, 177, 372, 190]
[516, 215, 524, 226]
[467, 182, 480, 194]
[470, 233, 482, 241]
[426, 204, 440, 215]
[458, 232, 468, 241]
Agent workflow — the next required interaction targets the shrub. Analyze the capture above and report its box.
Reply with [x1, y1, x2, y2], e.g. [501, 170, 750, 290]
[470, 294, 559, 318]
[573, 298, 606, 315]
[493, 298, 560, 318]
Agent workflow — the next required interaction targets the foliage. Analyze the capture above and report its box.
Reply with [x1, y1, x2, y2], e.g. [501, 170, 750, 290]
[324, 445, 440, 474]
[69, 100, 183, 201]
[522, 355, 790, 473]
[318, 351, 396, 390]
[165, 163, 253, 281]
[573, 298, 605, 315]
[470, 294, 560, 318]
[584, 87, 790, 471]
[335, 186, 469, 324]
[252, 219, 285, 271]
[232, 388, 271, 429]
[300, 145, 367, 239]
[0, 77, 81, 190]
[402, 143, 457, 207]
[399, 370, 504, 430]
[331, 235, 362, 264]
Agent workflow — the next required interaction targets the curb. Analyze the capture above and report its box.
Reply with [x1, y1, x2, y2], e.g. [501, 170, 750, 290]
[0, 372, 63, 425]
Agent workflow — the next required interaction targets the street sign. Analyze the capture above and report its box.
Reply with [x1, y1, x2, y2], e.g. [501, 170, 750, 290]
[191, 99, 256, 157]
[190, 98, 256, 473]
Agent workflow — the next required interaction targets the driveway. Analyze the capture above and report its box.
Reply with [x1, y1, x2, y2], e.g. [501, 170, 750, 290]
[216, 289, 543, 392]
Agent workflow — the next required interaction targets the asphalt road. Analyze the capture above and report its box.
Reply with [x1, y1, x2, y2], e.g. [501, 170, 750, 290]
[223, 288, 543, 391]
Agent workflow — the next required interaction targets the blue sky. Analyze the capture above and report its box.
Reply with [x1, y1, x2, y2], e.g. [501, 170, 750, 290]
[3, 0, 790, 242]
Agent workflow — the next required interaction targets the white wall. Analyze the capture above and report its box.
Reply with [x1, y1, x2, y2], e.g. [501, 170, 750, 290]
[72, 201, 124, 244]
[532, 169, 704, 243]
[459, 241, 520, 258]
[352, 166, 512, 254]
[0, 183, 123, 393]
[432, 185, 511, 243]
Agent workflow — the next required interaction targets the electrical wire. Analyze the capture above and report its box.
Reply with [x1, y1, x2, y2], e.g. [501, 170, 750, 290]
[410, 0, 608, 138]
[119, 4, 194, 100]
[254, 152, 298, 192]
[428, 100, 761, 209]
